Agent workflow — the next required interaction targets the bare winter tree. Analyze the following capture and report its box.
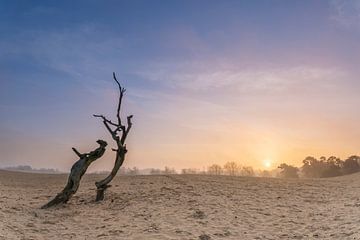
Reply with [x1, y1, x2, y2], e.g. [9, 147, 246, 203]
[93, 72, 133, 201]
[223, 161, 239, 176]
[207, 164, 222, 175]
[41, 140, 108, 209]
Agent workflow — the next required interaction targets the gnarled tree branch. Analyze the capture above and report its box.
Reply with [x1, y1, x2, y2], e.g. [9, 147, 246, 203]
[93, 72, 133, 201]
[41, 140, 108, 209]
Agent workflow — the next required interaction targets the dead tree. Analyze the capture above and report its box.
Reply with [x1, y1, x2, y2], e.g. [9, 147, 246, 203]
[93, 72, 133, 201]
[41, 140, 108, 209]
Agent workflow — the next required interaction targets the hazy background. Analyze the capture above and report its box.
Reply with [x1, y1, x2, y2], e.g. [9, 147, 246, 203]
[1, 0, 360, 172]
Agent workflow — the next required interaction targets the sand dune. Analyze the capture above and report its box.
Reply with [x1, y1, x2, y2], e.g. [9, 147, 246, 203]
[1, 170, 360, 239]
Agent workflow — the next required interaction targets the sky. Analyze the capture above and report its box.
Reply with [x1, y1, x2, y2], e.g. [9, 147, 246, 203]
[1, 0, 360, 172]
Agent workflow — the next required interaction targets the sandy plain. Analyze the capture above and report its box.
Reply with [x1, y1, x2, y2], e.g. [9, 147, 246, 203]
[1, 169, 360, 239]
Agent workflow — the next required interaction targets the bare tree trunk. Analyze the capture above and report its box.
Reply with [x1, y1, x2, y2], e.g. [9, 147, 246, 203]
[94, 72, 133, 201]
[95, 145, 126, 201]
[41, 140, 107, 209]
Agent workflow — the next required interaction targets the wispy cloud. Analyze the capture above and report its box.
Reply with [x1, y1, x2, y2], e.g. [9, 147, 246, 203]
[330, 0, 360, 28]
[136, 61, 346, 95]
[0, 23, 124, 83]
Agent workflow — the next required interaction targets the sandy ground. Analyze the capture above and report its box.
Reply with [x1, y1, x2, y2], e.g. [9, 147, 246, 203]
[1, 170, 360, 239]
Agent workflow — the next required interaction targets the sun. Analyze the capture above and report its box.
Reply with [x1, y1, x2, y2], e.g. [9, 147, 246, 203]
[263, 159, 272, 168]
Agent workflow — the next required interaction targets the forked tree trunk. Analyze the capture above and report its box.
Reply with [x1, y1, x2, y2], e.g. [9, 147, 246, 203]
[41, 140, 107, 209]
[93, 72, 133, 201]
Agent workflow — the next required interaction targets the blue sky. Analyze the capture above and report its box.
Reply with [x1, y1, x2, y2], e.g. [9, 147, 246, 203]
[1, 0, 360, 171]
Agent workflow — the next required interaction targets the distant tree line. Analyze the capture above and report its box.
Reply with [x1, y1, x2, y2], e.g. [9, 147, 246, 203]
[184, 162, 274, 177]
[278, 155, 360, 178]
[4, 165, 60, 174]
[114, 166, 178, 175]
[91, 163, 274, 177]
[13, 155, 360, 180]
[207, 162, 258, 177]
[122, 162, 270, 177]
